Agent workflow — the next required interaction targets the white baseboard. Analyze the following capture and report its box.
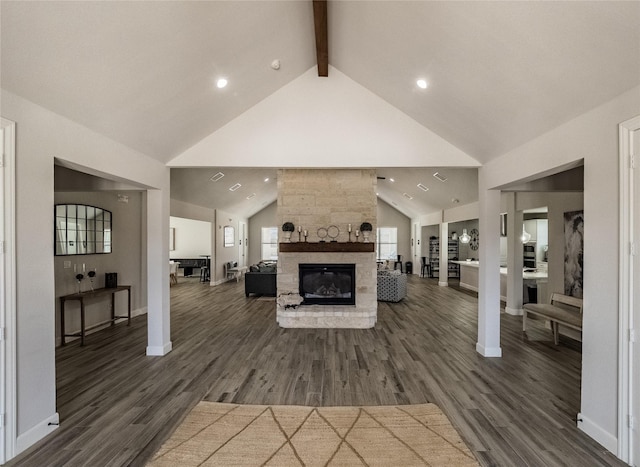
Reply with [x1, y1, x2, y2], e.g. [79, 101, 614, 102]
[16, 412, 59, 455]
[505, 306, 523, 316]
[131, 306, 147, 318]
[459, 282, 478, 293]
[476, 342, 502, 357]
[577, 412, 618, 454]
[147, 341, 173, 356]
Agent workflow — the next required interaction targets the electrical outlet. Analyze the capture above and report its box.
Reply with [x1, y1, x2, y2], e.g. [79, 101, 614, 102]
[63, 261, 71, 269]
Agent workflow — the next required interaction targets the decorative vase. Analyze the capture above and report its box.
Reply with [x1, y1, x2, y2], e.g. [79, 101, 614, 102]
[284, 231, 292, 242]
[363, 231, 370, 243]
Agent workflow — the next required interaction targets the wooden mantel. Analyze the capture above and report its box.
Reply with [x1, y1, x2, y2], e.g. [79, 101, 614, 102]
[279, 242, 374, 253]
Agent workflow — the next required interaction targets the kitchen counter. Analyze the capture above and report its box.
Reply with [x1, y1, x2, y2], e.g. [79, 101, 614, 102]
[452, 260, 548, 302]
[452, 260, 548, 280]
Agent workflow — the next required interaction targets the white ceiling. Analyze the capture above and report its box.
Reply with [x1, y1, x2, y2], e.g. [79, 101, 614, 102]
[3, 1, 639, 217]
[170, 167, 479, 219]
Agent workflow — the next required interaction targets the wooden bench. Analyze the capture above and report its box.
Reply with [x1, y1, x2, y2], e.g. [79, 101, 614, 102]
[523, 292, 583, 345]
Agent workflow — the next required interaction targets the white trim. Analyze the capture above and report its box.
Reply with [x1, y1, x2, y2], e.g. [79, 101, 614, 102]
[618, 115, 640, 464]
[475, 342, 502, 358]
[0, 118, 17, 463]
[459, 282, 478, 293]
[15, 413, 59, 456]
[505, 306, 523, 316]
[146, 342, 173, 356]
[578, 412, 618, 454]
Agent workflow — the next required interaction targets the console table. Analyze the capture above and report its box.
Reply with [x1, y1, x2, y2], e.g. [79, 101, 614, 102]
[59, 285, 131, 346]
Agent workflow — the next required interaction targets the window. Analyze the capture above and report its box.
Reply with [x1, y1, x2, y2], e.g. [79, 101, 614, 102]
[261, 227, 279, 261]
[376, 227, 397, 261]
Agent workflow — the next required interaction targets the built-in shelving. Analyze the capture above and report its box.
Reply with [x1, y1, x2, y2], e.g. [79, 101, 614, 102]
[279, 242, 375, 253]
[428, 238, 460, 278]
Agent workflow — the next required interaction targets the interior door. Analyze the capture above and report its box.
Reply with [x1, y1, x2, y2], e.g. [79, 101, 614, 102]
[632, 128, 639, 466]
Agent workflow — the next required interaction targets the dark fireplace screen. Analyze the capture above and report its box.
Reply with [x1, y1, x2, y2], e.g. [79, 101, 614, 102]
[299, 263, 356, 306]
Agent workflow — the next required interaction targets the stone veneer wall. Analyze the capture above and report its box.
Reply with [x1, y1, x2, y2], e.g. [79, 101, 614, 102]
[277, 169, 377, 328]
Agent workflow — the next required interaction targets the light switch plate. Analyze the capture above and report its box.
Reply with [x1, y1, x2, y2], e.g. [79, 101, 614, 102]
[63, 261, 71, 269]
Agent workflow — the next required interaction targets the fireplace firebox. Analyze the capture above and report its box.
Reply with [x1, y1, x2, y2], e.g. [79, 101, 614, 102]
[299, 263, 356, 306]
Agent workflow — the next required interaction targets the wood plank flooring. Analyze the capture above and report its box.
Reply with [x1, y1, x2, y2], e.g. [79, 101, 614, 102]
[8, 275, 623, 466]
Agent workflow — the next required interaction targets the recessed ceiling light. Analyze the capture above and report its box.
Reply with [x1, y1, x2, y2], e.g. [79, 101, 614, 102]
[246, 193, 256, 200]
[416, 79, 428, 89]
[451, 198, 460, 204]
[403, 193, 413, 200]
[389, 178, 395, 182]
[216, 78, 228, 89]
[264, 177, 270, 182]
[210, 171, 225, 182]
[417, 183, 429, 192]
[229, 183, 241, 191]
[433, 172, 447, 182]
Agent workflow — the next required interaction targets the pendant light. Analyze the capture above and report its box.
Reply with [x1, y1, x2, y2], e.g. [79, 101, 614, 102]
[459, 229, 470, 244]
[520, 224, 532, 243]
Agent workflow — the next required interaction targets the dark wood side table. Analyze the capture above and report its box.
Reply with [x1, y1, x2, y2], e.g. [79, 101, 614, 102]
[59, 285, 131, 346]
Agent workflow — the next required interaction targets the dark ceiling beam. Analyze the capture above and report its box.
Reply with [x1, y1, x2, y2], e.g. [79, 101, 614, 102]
[313, 0, 328, 76]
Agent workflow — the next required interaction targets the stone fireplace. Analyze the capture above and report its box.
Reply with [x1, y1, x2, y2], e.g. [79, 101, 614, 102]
[276, 169, 377, 328]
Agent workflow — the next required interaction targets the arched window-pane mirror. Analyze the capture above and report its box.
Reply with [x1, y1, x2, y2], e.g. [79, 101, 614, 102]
[55, 204, 112, 255]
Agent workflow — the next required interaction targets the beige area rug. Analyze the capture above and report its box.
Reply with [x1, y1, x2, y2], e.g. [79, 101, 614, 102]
[148, 402, 479, 466]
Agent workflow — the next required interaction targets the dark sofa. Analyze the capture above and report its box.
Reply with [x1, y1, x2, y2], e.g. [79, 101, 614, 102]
[244, 262, 277, 297]
[245, 272, 276, 297]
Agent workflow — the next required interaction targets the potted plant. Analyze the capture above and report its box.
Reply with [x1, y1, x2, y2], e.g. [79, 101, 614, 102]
[282, 222, 295, 242]
[360, 222, 373, 243]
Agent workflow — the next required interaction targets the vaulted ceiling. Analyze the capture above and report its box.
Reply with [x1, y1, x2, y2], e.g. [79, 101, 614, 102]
[3, 1, 639, 218]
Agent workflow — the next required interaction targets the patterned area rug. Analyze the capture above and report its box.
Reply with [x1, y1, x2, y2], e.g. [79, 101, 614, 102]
[148, 402, 478, 466]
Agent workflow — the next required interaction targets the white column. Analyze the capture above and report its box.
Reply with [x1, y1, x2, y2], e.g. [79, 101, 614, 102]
[505, 193, 524, 315]
[476, 167, 502, 357]
[438, 222, 449, 287]
[146, 183, 172, 356]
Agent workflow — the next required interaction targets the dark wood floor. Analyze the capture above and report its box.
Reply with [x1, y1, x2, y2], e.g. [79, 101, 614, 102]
[8, 275, 623, 466]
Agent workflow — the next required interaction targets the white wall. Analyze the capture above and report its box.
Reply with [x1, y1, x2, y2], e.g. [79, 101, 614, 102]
[170, 216, 211, 259]
[443, 201, 479, 224]
[377, 198, 411, 265]
[54, 191, 145, 346]
[248, 201, 277, 266]
[1, 89, 169, 455]
[482, 85, 640, 453]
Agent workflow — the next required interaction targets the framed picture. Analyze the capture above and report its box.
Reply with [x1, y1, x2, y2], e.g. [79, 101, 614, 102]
[564, 210, 584, 298]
